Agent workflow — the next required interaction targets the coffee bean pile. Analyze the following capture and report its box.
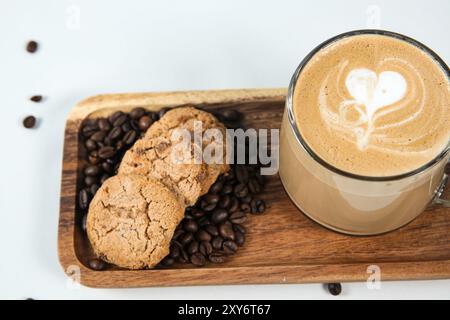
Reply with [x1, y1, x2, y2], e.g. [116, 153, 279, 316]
[78, 107, 266, 269]
[160, 163, 266, 267]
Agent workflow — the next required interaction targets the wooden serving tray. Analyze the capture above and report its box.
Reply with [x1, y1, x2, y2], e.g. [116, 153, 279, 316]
[58, 88, 450, 288]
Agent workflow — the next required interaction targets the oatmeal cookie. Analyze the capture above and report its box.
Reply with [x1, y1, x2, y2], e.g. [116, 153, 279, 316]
[86, 174, 184, 269]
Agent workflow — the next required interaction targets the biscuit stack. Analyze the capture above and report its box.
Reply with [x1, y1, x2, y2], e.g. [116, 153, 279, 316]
[87, 107, 229, 269]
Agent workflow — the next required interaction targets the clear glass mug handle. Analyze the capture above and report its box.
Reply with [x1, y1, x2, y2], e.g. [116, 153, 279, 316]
[432, 159, 450, 207]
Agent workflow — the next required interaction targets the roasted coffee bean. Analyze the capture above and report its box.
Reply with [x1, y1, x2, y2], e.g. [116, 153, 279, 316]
[101, 161, 113, 173]
[327, 283, 342, 296]
[241, 203, 251, 213]
[90, 184, 99, 196]
[187, 241, 199, 255]
[190, 208, 205, 218]
[23, 115, 36, 128]
[198, 216, 211, 227]
[99, 174, 109, 184]
[84, 165, 99, 177]
[209, 181, 223, 194]
[113, 113, 128, 127]
[78, 189, 90, 210]
[204, 224, 219, 237]
[115, 140, 125, 151]
[81, 214, 88, 232]
[26, 40, 38, 53]
[82, 124, 97, 137]
[190, 252, 206, 266]
[208, 252, 226, 263]
[109, 111, 124, 124]
[84, 175, 97, 187]
[221, 184, 233, 195]
[235, 166, 249, 184]
[228, 197, 240, 212]
[179, 232, 194, 246]
[169, 244, 180, 259]
[121, 121, 131, 132]
[204, 194, 220, 204]
[219, 222, 235, 240]
[240, 194, 252, 204]
[220, 109, 241, 122]
[98, 146, 115, 159]
[182, 219, 198, 233]
[195, 229, 212, 242]
[160, 257, 175, 267]
[30, 95, 42, 102]
[177, 255, 188, 264]
[200, 200, 216, 212]
[234, 231, 245, 246]
[151, 112, 159, 121]
[130, 107, 146, 119]
[250, 199, 266, 214]
[233, 224, 246, 235]
[158, 107, 170, 118]
[211, 236, 223, 250]
[172, 230, 184, 241]
[107, 126, 122, 140]
[180, 247, 189, 262]
[88, 151, 100, 164]
[98, 118, 111, 132]
[218, 195, 231, 209]
[229, 211, 246, 224]
[233, 183, 248, 198]
[248, 178, 261, 194]
[85, 139, 97, 151]
[90, 131, 106, 142]
[138, 115, 153, 131]
[211, 209, 228, 224]
[88, 258, 106, 270]
[199, 241, 213, 256]
[223, 240, 238, 254]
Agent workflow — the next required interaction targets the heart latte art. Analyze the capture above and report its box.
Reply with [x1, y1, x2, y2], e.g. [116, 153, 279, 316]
[294, 35, 450, 176]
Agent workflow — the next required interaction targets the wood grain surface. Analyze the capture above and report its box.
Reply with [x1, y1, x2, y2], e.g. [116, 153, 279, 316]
[58, 88, 450, 288]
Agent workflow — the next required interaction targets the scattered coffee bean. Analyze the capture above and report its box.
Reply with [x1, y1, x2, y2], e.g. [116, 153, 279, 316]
[160, 256, 175, 267]
[179, 232, 194, 246]
[26, 40, 38, 53]
[88, 258, 107, 270]
[327, 283, 342, 296]
[209, 181, 223, 194]
[250, 199, 266, 214]
[23, 115, 36, 128]
[30, 95, 42, 102]
[84, 165, 99, 177]
[81, 214, 88, 232]
[130, 107, 146, 119]
[204, 224, 219, 237]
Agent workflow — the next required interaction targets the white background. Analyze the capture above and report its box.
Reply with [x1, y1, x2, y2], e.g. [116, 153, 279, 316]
[0, 0, 449, 300]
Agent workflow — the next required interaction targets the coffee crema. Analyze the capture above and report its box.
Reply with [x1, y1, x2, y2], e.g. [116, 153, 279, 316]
[294, 34, 450, 176]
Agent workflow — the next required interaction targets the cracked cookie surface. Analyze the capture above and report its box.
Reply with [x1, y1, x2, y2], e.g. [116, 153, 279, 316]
[118, 106, 229, 206]
[86, 174, 184, 269]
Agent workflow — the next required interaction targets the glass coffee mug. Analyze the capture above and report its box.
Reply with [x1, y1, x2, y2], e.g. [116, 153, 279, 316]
[279, 30, 450, 235]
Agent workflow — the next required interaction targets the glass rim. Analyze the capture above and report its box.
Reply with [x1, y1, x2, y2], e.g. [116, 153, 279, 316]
[287, 29, 450, 182]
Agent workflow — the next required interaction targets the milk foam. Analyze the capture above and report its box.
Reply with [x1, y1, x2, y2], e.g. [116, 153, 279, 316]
[295, 34, 450, 176]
